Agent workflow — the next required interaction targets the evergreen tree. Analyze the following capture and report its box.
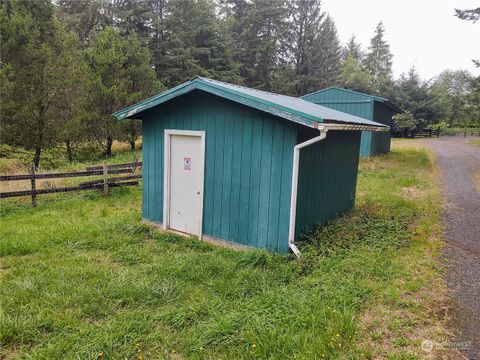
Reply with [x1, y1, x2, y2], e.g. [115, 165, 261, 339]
[342, 35, 363, 61]
[454, 7, 480, 23]
[147, 0, 169, 79]
[393, 111, 416, 135]
[84, 27, 158, 156]
[109, 0, 154, 37]
[161, 0, 239, 87]
[56, 0, 114, 43]
[311, 15, 341, 90]
[287, 1, 341, 95]
[364, 22, 393, 94]
[0, 0, 86, 167]
[287, 0, 324, 94]
[338, 54, 373, 93]
[394, 66, 439, 127]
[223, 0, 289, 90]
[454, 6, 479, 66]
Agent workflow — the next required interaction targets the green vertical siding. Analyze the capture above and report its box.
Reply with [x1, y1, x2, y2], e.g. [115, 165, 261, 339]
[142, 90, 296, 252]
[301, 87, 374, 113]
[371, 102, 394, 154]
[295, 130, 361, 238]
[301, 88, 374, 157]
[359, 131, 373, 157]
[301, 87, 395, 157]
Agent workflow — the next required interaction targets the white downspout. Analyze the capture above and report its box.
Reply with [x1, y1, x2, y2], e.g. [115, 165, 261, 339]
[288, 126, 328, 258]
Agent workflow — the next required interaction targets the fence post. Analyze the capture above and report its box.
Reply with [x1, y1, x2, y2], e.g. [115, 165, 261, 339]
[133, 155, 139, 187]
[30, 163, 36, 206]
[103, 163, 108, 195]
[133, 154, 138, 173]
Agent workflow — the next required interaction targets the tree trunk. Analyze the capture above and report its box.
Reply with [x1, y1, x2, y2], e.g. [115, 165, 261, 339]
[130, 141, 135, 152]
[105, 137, 113, 157]
[33, 146, 41, 168]
[65, 140, 74, 162]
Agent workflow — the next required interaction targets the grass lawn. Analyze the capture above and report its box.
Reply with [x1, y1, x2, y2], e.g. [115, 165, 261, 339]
[0, 142, 451, 359]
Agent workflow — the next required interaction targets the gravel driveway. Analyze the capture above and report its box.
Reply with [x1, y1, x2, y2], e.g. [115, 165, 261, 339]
[424, 136, 480, 359]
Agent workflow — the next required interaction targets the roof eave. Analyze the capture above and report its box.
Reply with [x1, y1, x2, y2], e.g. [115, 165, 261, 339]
[113, 77, 389, 130]
[324, 122, 390, 132]
[381, 100, 403, 113]
[301, 87, 403, 113]
[194, 81, 320, 128]
[114, 77, 325, 128]
[113, 79, 198, 120]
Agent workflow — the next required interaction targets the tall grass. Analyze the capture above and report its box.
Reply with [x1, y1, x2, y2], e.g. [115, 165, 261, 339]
[0, 143, 449, 359]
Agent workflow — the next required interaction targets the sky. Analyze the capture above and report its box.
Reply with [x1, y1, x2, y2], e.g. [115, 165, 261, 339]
[322, 0, 480, 81]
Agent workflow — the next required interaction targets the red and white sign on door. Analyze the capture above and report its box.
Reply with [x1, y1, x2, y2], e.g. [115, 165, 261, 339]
[184, 157, 191, 170]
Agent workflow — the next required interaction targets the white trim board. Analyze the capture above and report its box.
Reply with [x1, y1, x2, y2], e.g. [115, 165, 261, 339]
[163, 129, 206, 239]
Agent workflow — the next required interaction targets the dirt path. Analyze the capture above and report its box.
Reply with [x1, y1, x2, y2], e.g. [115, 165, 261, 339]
[424, 136, 480, 359]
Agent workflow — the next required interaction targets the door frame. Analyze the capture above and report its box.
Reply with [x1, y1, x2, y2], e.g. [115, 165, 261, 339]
[163, 129, 206, 238]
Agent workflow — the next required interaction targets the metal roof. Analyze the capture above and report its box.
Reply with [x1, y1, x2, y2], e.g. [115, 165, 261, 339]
[113, 77, 389, 130]
[301, 86, 403, 113]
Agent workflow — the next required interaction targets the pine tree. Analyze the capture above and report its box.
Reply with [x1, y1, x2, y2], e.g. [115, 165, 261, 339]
[147, 0, 169, 78]
[287, 0, 324, 95]
[394, 66, 439, 127]
[311, 15, 341, 90]
[343, 35, 363, 61]
[364, 22, 393, 94]
[287, 1, 341, 95]
[84, 27, 158, 156]
[223, 0, 289, 90]
[56, 0, 114, 43]
[161, 0, 239, 87]
[338, 54, 373, 93]
[0, 0, 86, 167]
[454, 7, 480, 23]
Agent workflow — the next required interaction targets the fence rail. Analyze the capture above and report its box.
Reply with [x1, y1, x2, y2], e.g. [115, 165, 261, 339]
[0, 161, 142, 206]
[0, 168, 135, 181]
[440, 128, 480, 137]
[0, 181, 139, 199]
[86, 161, 142, 171]
[411, 129, 440, 138]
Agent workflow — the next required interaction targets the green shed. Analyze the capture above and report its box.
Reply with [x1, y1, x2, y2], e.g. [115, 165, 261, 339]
[114, 77, 388, 255]
[300, 87, 401, 157]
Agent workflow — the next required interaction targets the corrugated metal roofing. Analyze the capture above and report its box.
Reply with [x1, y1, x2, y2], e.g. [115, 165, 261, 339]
[301, 86, 402, 113]
[114, 77, 389, 130]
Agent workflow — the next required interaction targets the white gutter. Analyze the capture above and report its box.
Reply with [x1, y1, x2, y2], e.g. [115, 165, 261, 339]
[323, 123, 389, 132]
[287, 122, 387, 257]
[288, 126, 328, 257]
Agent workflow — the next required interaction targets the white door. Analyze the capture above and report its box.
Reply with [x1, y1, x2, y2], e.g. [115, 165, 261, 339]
[165, 131, 205, 236]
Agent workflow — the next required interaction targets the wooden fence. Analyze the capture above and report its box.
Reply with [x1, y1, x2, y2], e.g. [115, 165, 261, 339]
[393, 129, 440, 138]
[439, 128, 480, 137]
[410, 129, 440, 138]
[394, 128, 480, 138]
[0, 161, 142, 206]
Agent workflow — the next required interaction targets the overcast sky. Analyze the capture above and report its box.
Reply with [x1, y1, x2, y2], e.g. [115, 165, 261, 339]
[322, 0, 480, 81]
